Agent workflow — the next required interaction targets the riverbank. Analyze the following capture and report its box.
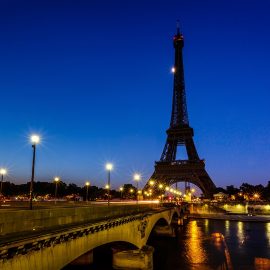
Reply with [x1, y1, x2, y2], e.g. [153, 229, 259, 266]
[190, 213, 270, 222]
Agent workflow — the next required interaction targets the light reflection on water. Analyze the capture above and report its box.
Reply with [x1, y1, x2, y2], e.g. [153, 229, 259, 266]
[153, 219, 270, 270]
[205, 219, 209, 234]
[185, 220, 207, 264]
[237, 221, 245, 245]
[266, 223, 270, 246]
[225, 220, 230, 235]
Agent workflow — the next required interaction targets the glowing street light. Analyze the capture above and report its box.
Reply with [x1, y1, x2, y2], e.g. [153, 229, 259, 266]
[29, 134, 40, 210]
[158, 184, 163, 189]
[105, 163, 113, 206]
[85, 181, 90, 202]
[31, 134, 40, 144]
[165, 186, 170, 191]
[0, 168, 7, 195]
[254, 193, 260, 200]
[106, 163, 113, 171]
[54, 177, 60, 203]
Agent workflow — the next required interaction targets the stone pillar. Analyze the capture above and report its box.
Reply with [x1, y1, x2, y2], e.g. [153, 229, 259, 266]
[112, 245, 154, 270]
[153, 225, 175, 237]
[70, 250, 93, 266]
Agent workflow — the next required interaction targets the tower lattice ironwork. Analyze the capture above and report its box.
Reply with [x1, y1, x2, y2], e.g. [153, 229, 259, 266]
[144, 27, 216, 198]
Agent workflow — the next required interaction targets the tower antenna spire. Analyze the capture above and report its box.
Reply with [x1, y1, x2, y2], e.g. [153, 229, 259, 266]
[176, 20, 180, 35]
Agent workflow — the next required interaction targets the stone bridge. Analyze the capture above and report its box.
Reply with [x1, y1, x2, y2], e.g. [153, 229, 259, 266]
[0, 203, 188, 270]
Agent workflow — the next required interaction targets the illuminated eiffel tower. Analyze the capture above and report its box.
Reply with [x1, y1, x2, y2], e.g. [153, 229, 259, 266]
[144, 27, 216, 198]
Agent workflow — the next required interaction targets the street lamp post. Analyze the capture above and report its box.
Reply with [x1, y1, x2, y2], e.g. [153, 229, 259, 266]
[148, 180, 155, 201]
[119, 187, 123, 200]
[158, 184, 163, 203]
[54, 177, 60, 203]
[85, 181, 90, 202]
[29, 134, 40, 210]
[133, 173, 141, 205]
[0, 168, 7, 195]
[105, 163, 113, 206]
[130, 189, 134, 199]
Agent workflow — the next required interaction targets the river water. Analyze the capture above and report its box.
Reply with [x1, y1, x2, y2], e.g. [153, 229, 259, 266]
[150, 219, 270, 270]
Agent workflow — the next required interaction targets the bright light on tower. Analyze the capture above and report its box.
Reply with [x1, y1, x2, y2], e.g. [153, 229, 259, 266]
[85, 181, 90, 186]
[30, 134, 40, 145]
[54, 177, 60, 182]
[171, 67, 176, 73]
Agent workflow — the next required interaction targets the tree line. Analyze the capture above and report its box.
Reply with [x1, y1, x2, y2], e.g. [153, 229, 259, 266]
[2, 180, 270, 201]
[216, 181, 270, 200]
[0, 181, 138, 201]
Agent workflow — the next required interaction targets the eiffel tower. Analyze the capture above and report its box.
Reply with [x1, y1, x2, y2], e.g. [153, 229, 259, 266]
[144, 27, 216, 198]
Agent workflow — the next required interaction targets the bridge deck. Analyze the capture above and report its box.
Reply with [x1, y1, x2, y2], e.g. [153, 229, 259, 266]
[0, 203, 162, 247]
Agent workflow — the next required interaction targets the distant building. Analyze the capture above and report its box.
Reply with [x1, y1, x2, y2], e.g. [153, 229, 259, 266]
[213, 192, 229, 202]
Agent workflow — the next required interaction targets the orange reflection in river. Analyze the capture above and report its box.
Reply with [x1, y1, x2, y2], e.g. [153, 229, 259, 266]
[185, 220, 207, 264]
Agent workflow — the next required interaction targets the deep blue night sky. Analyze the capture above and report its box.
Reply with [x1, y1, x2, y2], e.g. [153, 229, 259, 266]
[1, 0, 270, 190]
